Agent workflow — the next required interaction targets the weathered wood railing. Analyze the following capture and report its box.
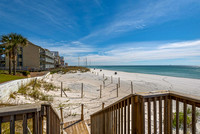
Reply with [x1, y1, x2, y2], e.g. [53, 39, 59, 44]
[91, 91, 200, 134]
[0, 103, 60, 134]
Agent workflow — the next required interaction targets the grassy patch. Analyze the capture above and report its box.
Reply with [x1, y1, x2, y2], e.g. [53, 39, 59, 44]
[50, 66, 90, 74]
[17, 80, 55, 101]
[0, 74, 24, 83]
[2, 119, 33, 133]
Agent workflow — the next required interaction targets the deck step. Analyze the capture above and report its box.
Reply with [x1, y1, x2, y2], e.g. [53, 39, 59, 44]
[64, 119, 90, 134]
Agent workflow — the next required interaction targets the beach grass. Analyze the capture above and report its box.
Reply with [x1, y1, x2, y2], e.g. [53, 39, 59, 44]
[50, 66, 90, 74]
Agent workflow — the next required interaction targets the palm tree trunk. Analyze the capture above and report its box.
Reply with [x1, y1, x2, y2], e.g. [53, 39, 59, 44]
[12, 48, 17, 75]
[8, 51, 12, 74]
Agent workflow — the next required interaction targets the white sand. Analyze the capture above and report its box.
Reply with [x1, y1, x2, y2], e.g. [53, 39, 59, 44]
[4, 69, 200, 131]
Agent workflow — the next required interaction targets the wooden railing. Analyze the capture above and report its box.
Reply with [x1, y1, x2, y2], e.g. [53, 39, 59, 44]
[90, 91, 200, 134]
[0, 103, 60, 134]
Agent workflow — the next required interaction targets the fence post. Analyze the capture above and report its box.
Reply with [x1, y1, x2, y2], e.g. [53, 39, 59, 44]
[81, 83, 83, 98]
[81, 104, 84, 120]
[61, 82, 63, 97]
[102, 102, 105, 109]
[60, 107, 64, 134]
[103, 81, 105, 89]
[111, 76, 113, 83]
[116, 84, 118, 97]
[103, 74, 104, 79]
[118, 77, 120, 88]
[131, 81, 133, 94]
[100, 85, 102, 98]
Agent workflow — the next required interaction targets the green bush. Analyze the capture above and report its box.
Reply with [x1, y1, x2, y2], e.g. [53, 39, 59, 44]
[20, 71, 30, 76]
[172, 108, 200, 130]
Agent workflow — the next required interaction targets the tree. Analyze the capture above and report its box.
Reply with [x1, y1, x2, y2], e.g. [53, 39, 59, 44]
[9, 33, 28, 75]
[0, 35, 13, 74]
[0, 33, 28, 75]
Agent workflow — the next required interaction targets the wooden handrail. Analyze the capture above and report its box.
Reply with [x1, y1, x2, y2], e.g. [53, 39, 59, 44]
[0, 103, 61, 134]
[90, 90, 200, 134]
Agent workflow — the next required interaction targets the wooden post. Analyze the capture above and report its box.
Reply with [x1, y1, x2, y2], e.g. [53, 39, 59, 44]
[102, 102, 105, 109]
[81, 104, 84, 120]
[97, 73, 99, 76]
[61, 82, 63, 97]
[60, 107, 64, 134]
[100, 85, 102, 98]
[131, 81, 133, 94]
[118, 77, 120, 88]
[81, 83, 83, 98]
[103, 74, 104, 79]
[10, 115, 15, 134]
[103, 81, 105, 89]
[23, 114, 27, 134]
[111, 76, 113, 83]
[46, 106, 50, 134]
[116, 84, 118, 97]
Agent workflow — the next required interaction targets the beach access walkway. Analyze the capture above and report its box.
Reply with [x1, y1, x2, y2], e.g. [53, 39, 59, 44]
[0, 90, 199, 134]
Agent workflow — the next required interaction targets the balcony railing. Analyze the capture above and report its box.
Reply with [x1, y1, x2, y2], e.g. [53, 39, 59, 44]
[0, 57, 5, 61]
[90, 91, 200, 134]
[0, 103, 60, 134]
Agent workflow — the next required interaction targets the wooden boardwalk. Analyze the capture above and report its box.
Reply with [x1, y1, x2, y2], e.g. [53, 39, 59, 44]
[64, 119, 90, 134]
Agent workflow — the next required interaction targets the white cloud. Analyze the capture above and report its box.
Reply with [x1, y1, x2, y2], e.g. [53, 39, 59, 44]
[159, 40, 200, 49]
[71, 40, 200, 65]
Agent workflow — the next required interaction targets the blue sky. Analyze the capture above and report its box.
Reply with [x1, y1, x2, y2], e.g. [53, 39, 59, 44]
[0, 0, 200, 65]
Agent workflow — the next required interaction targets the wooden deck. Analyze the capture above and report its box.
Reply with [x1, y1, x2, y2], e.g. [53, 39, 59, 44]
[64, 119, 90, 134]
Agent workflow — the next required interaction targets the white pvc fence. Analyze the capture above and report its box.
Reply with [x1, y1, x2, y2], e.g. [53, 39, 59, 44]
[0, 72, 50, 101]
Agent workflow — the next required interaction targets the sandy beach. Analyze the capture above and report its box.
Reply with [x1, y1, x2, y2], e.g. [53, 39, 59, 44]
[3, 69, 200, 127]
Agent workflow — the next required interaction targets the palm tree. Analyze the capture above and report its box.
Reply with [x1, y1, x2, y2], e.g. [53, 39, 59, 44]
[9, 33, 28, 75]
[0, 35, 13, 74]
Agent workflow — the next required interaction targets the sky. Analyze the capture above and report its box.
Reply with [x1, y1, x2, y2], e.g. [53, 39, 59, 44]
[0, 0, 200, 65]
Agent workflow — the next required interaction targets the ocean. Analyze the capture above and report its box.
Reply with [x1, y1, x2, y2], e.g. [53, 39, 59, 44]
[89, 65, 200, 79]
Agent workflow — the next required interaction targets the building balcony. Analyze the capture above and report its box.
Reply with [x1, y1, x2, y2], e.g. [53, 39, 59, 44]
[0, 57, 5, 61]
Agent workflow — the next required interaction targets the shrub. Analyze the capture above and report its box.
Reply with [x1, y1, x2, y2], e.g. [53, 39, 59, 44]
[9, 92, 17, 99]
[172, 108, 200, 130]
[50, 66, 90, 74]
[20, 71, 30, 76]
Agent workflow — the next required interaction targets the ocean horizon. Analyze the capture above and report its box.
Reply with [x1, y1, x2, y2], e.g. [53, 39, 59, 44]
[89, 65, 200, 79]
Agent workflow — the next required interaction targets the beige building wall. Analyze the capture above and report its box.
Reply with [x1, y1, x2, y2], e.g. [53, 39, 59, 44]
[22, 43, 40, 69]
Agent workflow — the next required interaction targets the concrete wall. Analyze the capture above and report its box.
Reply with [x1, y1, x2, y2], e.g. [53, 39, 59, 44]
[0, 72, 50, 101]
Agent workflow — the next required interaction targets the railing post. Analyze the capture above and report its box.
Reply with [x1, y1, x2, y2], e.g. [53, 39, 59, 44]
[0, 117, 2, 133]
[103, 74, 104, 79]
[46, 105, 50, 134]
[81, 104, 84, 120]
[10, 115, 15, 134]
[111, 76, 113, 83]
[132, 96, 144, 134]
[102, 102, 105, 109]
[60, 107, 64, 134]
[23, 114, 27, 134]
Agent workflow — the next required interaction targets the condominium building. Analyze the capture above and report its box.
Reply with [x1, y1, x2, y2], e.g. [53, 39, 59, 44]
[60, 56, 65, 67]
[0, 42, 55, 71]
[51, 51, 61, 67]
